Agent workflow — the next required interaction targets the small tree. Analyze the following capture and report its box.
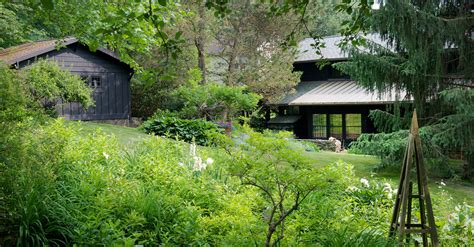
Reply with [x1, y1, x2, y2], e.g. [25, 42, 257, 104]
[22, 60, 94, 115]
[172, 69, 261, 122]
[227, 127, 320, 246]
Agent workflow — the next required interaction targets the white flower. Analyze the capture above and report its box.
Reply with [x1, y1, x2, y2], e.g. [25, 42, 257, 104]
[346, 186, 360, 192]
[189, 143, 196, 157]
[103, 152, 109, 160]
[206, 158, 214, 165]
[178, 162, 185, 167]
[440, 181, 446, 186]
[383, 183, 393, 199]
[360, 178, 369, 187]
[192, 156, 202, 171]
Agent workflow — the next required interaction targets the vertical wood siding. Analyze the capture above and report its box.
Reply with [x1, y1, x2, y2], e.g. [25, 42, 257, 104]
[19, 44, 132, 120]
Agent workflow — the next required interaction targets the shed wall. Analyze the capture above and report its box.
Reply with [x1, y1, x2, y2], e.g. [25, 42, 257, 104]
[18, 44, 131, 120]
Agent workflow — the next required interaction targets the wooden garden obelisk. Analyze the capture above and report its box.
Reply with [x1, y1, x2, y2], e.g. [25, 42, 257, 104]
[389, 110, 439, 246]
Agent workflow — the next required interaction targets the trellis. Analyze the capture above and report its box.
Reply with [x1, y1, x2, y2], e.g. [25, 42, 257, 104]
[389, 110, 439, 246]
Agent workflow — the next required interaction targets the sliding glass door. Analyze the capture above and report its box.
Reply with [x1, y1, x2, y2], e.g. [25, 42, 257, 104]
[312, 113, 362, 140]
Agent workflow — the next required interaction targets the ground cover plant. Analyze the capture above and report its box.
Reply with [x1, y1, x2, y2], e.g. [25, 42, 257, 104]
[2, 114, 473, 245]
[141, 114, 221, 146]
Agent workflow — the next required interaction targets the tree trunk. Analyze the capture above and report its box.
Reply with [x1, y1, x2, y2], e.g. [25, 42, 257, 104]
[265, 224, 276, 247]
[195, 1, 206, 84]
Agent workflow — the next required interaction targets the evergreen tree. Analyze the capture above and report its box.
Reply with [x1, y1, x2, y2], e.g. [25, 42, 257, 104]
[334, 0, 474, 178]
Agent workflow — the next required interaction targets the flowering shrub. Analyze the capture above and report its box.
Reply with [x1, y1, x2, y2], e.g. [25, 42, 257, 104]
[342, 177, 395, 230]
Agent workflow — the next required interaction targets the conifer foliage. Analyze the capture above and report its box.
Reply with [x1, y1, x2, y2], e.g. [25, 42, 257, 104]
[335, 0, 474, 178]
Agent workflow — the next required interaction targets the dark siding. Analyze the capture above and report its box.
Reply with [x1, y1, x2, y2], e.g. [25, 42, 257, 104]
[18, 44, 132, 120]
[293, 62, 349, 81]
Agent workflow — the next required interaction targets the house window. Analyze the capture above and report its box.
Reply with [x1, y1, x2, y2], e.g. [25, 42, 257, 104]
[312, 114, 327, 138]
[329, 114, 343, 139]
[346, 114, 362, 139]
[81, 75, 101, 88]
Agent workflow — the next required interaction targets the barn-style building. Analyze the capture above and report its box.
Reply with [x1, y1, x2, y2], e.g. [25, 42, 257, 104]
[0, 38, 133, 121]
[270, 35, 406, 146]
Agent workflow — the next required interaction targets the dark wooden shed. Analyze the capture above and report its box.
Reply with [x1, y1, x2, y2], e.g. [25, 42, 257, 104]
[0, 38, 133, 121]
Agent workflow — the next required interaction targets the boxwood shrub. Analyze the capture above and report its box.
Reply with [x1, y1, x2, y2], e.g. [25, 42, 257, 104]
[141, 116, 220, 146]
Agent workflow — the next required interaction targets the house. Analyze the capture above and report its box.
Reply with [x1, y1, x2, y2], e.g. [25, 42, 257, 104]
[0, 38, 133, 121]
[269, 35, 405, 145]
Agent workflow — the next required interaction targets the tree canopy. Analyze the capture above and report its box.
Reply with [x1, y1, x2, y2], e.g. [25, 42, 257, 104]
[333, 0, 474, 177]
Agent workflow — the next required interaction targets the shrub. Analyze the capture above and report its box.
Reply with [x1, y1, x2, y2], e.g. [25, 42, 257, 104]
[226, 126, 322, 246]
[349, 128, 453, 177]
[440, 203, 474, 246]
[171, 70, 261, 122]
[22, 59, 94, 115]
[141, 115, 221, 146]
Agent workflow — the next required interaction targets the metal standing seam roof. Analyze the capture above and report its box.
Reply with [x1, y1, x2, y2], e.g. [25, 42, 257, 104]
[0, 37, 123, 65]
[295, 33, 386, 63]
[276, 80, 407, 106]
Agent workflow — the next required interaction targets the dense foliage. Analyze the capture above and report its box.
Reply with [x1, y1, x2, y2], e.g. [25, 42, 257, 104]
[0, 1, 183, 68]
[171, 69, 261, 121]
[0, 67, 471, 244]
[333, 0, 474, 178]
[228, 128, 320, 246]
[348, 129, 460, 178]
[1, 118, 470, 245]
[1, 1, 473, 246]
[22, 60, 94, 113]
[141, 115, 221, 146]
[0, 61, 93, 116]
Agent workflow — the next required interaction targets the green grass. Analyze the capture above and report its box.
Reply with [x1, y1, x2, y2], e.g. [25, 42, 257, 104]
[74, 121, 474, 206]
[305, 151, 474, 205]
[68, 121, 149, 148]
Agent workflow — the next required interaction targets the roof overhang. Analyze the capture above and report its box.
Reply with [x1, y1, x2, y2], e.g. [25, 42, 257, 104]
[273, 80, 409, 106]
[268, 115, 301, 124]
[294, 58, 347, 64]
[0, 38, 130, 71]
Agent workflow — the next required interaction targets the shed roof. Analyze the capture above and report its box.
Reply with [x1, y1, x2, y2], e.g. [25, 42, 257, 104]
[295, 34, 386, 63]
[276, 80, 407, 106]
[0, 38, 124, 66]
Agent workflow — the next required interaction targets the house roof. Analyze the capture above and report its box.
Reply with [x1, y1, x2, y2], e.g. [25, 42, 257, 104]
[275, 80, 407, 106]
[295, 34, 386, 63]
[268, 115, 301, 124]
[0, 37, 124, 66]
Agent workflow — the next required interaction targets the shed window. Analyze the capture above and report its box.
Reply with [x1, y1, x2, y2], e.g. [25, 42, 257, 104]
[91, 76, 101, 87]
[312, 114, 326, 138]
[346, 114, 362, 139]
[329, 114, 343, 140]
[81, 75, 102, 88]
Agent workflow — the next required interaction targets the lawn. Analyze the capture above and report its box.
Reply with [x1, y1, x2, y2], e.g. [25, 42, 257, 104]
[76, 121, 474, 206]
[68, 121, 149, 148]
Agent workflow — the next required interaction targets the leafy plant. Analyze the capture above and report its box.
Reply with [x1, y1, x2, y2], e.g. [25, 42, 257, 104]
[22, 59, 94, 115]
[441, 203, 474, 246]
[172, 70, 261, 122]
[141, 115, 221, 146]
[227, 127, 321, 246]
[349, 128, 453, 177]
